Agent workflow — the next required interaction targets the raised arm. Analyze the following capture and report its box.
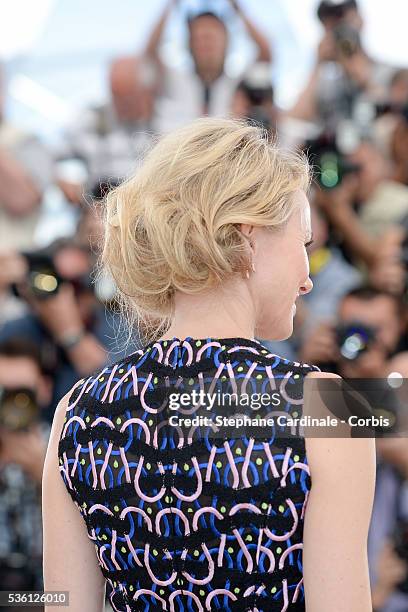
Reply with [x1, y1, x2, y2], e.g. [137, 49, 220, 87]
[229, 0, 271, 62]
[42, 383, 106, 612]
[144, 0, 177, 69]
[313, 177, 378, 268]
[287, 64, 321, 121]
[287, 33, 335, 121]
[302, 371, 376, 611]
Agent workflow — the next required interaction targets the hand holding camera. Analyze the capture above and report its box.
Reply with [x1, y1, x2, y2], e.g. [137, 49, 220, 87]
[299, 320, 341, 365]
[300, 317, 385, 374]
[17, 281, 85, 346]
[313, 173, 359, 220]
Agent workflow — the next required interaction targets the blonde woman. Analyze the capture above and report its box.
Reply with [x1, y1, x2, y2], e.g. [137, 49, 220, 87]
[42, 117, 376, 611]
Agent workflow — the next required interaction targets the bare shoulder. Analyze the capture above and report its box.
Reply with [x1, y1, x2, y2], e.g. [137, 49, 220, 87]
[303, 370, 376, 488]
[42, 378, 106, 610]
[302, 370, 376, 609]
[304, 369, 342, 379]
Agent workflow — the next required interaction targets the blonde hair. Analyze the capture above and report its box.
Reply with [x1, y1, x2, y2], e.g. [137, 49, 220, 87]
[100, 117, 310, 345]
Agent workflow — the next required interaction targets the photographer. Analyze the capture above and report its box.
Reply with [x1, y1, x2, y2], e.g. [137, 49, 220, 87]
[301, 126, 408, 301]
[0, 230, 135, 424]
[144, 0, 271, 131]
[311, 169, 379, 268]
[231, 62, 278, 137]
[0, 65, 54, 251]
[57, 55, 156, 206]
[0, 338, 50, 602]
[311, 173, 407, 296]
[289, 0, 395, 128]
[230, 60, 313, 152]
[299, 286, 408, 377]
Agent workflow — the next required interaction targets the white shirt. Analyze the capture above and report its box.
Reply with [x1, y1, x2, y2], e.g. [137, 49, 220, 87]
[153, 66, 240, 133]
[59, 103, 155, 189]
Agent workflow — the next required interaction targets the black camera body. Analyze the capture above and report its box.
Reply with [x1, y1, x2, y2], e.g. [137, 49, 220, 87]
[11, 251, 62, 301]
[11, 242, 101, 302]
[305, 132, 360, 190]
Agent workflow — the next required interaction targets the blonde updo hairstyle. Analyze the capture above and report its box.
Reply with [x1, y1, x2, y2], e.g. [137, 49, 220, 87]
[100, 117, 310, 345]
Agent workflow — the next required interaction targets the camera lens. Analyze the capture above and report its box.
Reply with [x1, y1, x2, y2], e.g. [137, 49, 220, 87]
[319, 152, 341, 189]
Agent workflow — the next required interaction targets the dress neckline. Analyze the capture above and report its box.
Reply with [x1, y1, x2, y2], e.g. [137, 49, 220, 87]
[144, 335, 263, 351]
[120, 335, 272, 369]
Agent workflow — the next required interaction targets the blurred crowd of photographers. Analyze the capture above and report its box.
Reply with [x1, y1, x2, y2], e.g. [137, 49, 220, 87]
[1, 0, 408, 609]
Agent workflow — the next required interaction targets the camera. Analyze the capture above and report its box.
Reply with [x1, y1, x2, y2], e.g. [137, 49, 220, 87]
[305, 131, 360, 189]
[11, 241, 116, 305]
[237, 62, 276, 134]
[335, 320, 377, 360]
[0, 387, 40, 431]
[11, 251, 62, 300]
[333, 22, 361, 57]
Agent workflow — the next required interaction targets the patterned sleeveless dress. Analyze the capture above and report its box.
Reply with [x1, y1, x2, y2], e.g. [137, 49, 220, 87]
[57, 336, 320, 611]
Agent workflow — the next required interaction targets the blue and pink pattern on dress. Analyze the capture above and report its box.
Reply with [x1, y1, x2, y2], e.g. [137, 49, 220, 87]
[57, 336, 320, 611]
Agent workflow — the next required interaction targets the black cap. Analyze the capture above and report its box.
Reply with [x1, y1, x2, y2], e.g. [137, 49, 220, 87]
[317, 0, 358, 22]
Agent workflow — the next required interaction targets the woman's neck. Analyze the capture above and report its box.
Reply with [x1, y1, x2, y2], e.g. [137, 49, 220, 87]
[159, 284, 256, 342]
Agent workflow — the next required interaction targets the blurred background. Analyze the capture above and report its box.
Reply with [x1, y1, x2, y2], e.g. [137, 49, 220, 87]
[1, 0, 408, 610]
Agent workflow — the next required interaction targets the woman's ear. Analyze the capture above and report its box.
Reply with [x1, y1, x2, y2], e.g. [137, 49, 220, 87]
[238, 223, 255, 246]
